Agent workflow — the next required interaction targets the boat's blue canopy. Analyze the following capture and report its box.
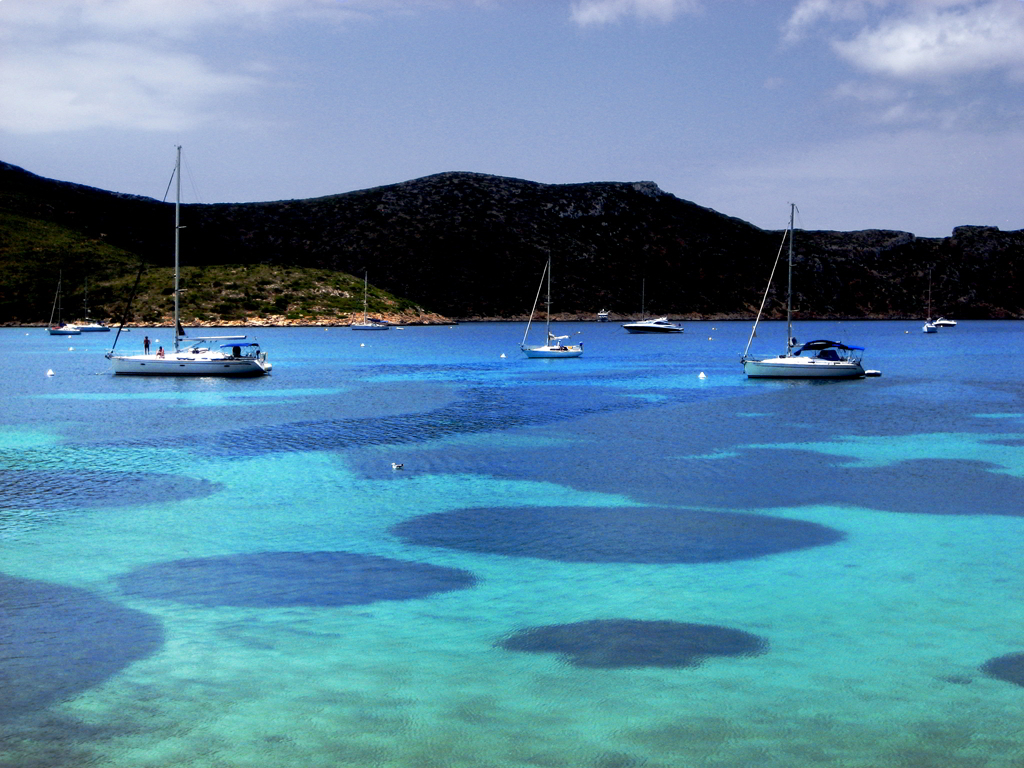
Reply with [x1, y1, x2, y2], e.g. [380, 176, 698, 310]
[219, 342, 261, 348]
[794, 339, 864, 353]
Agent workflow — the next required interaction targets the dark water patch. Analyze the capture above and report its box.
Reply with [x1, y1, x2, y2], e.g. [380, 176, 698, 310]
[983, 438, 1024, 447]
[938, 674, 973, 685]
[0, 469, 220, 511]
[407, 430, 1024, 516]
[117, 383, 726, 461]
[116, 551, 476, 607]
[497, 619, 767, 669]
[0, 574, 164, 722]
[981, 652, 1024, 687]
[392, 506, 844, 563]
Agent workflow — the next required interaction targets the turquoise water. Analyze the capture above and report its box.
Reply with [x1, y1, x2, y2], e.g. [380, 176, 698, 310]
[2, 321, 1022, 767]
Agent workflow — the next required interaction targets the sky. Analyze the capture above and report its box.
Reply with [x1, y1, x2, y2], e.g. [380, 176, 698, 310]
[1, 0, 1022, 237]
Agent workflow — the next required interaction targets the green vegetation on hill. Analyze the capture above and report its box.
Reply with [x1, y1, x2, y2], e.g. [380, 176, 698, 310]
[127, 264, 418, 325]
[0, 211, 419, 325]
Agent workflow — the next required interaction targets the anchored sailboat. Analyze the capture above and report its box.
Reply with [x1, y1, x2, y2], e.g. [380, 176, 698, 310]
[351, 271, 391, 330]
[47, 271, 81, 335]
[520, 252, 582, 358]
[106, 147, 271, 376]
[77, 278, 110, 332]
[741, 204, 867, 379]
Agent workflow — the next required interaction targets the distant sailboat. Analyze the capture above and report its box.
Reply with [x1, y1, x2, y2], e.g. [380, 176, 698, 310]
[351, 271, 391, 330]
[47, 271, 81, 335]
[741, 204, 867, 379]
[520, 252, 582, 358]
[77, 278, 110, 332]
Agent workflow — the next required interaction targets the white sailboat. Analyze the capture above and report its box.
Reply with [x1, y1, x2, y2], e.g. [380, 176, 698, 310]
[77, 278, 110, 331]
[47, 272, 81, 335]
[350, 271, 391, 330]
[922, 270, 938, 333]
[520, 252, 582, 358]
[106, 147, 271, 376]
[741, 204, 867, 379]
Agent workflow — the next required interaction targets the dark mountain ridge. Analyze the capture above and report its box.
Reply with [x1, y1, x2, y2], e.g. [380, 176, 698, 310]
[1, 161, 1020, 323]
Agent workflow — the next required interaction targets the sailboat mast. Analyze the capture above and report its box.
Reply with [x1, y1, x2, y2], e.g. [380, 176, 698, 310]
[363, 271, 369, 323]
[173, 145, 181, 353]
[786, 203, 794, 355]
[927, 269, 932, 321]
[545, 252, 552, 340]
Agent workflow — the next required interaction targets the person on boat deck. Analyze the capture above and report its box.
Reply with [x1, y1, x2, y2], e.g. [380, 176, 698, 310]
[144, 335, 150, 354]
[157, 346, 164, 358]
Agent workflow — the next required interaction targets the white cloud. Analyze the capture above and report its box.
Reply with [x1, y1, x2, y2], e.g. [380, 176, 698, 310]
[0, 0, 363, 135]
[834, 2, 1024, 79]
[0, 42, 259, 134]
[570, 0, 701, 26]
[784, 1, 1024, 80]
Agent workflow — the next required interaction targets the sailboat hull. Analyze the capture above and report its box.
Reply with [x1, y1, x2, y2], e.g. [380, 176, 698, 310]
[109, 353, 271, 376]
[521, 344, 583, 359]
[743, 356, 864, 379]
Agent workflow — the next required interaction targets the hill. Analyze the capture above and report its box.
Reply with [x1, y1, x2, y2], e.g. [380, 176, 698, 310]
[1, 161, 1020, 325]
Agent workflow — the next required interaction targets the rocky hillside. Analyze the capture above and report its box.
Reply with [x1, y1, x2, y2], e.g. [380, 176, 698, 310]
[1, 161, 1020, 323]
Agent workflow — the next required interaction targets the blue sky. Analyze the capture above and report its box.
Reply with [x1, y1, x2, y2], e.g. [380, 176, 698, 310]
[1, 0, 1022, 237]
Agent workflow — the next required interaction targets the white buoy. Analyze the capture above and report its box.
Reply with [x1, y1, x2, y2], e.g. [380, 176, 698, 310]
[46, 369, 54, 377]
[698, 372, 706, 379]
[391, 462, 404, 470]
[708, 337, 713, 341]
[360, 343, 365, 347]
[68, 347, 74, 351]
[500, 353, 506, 358]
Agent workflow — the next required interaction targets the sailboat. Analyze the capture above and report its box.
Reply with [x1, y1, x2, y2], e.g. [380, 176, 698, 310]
[922, 270, 938, 333]
[741, 204, 867, 379]
[520, 252, 582, 358]
[621, 278, 684, 333]
[350, 271, 391, 330]
[47, 271, 81, 335]
[76, 278, 110, 332]
[106, 146, 271, 376]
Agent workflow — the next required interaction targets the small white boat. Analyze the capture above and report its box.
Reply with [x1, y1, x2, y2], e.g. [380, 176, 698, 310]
[47, 272, 81, 335]
[622, 278, 683, 333]
[622, 316, 684, 334]
[351, 271, 391, 330]
[933, 317, 956, 327]
[922, 270, 939, 333]
[741, 204, 867, 379]
[521, 252, 582, 359]
[597, 309, 609, 322]
[106, 147, 271, 377]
